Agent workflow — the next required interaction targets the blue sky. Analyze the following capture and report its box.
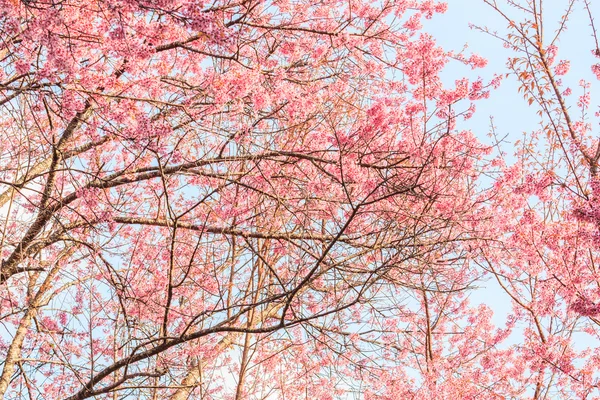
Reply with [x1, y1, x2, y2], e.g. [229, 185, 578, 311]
[427, 0, 600, 145]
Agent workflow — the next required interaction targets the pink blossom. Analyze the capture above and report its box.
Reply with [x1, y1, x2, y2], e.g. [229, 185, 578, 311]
[554, 60, 570, 75]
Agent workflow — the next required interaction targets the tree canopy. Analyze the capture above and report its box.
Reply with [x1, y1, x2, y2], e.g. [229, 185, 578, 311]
[0, 0, 599, 398]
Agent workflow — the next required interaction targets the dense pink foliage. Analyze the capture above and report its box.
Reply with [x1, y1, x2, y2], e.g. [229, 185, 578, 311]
[0, 0, 599, 399]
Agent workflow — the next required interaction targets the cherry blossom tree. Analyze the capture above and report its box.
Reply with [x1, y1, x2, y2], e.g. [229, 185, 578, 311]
[470, 0, 600, 398]
[0, 0, 499, 398]
[6, 0, 600, 399]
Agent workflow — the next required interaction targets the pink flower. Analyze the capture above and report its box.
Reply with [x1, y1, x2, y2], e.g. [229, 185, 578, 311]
[468, 54, 488, 69]
[578, 92, 591, 108]
[570, 299, 600, 317]
[592, 64, 600, 80]
[554, 60, 570, 76]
